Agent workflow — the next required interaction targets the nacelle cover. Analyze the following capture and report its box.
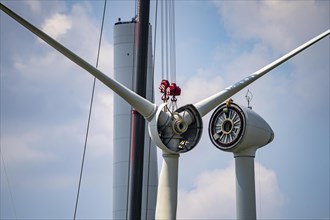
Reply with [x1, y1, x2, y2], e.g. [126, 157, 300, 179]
[208, 103, 274, 156]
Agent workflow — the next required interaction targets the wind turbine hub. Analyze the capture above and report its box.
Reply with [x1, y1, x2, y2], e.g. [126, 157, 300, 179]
[148, 104, 203, 154]
[172, 113, 188, 134]
[222, 119, 234, 134]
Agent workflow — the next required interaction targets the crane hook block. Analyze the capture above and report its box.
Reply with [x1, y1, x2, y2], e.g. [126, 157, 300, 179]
[167, 83, 181, 97]
[159, 80, 170, 102]
[159, 80, 170, 93]
[159, 80, 181, 102]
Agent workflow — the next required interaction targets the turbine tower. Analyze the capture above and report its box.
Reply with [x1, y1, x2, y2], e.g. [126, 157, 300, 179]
[113, 20, 157, 219]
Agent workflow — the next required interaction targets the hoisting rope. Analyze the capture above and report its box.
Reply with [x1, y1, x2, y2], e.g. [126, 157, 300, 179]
[159, 0, 180, 112]
[169, 0, 176, 84]
[73, 1, 107, 219]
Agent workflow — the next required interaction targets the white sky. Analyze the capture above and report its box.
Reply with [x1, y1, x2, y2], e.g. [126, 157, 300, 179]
[1, 1, 329, 219]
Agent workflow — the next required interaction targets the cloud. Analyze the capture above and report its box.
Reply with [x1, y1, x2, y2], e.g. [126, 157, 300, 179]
[177, 161, 284, 219]
[23, 173, 76, 191]
[213, 1, 329, 53]
[177, 161, 236, 219]
[1, 0, 115, 191]
[4, 0, 115, 128]
[1, 132, 56, 166]
[187, 1, 330, 121]
[87, 91, 113, 158]
[254, 162, 285, 219]
[41, 13, 72, 40]
[178, 68, 227, 106]
[24, 1, 41, 13]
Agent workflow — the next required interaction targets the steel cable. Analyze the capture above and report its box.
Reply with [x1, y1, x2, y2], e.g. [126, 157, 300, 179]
[73, 1, 107, 219]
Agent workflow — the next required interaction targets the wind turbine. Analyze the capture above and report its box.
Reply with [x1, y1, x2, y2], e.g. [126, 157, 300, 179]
[1, 2, 329, 220]
[209, 102, 274, 219]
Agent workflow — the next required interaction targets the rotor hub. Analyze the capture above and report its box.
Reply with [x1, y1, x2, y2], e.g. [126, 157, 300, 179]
[148, 104, 203, 154]
[221, 119, 234, 134]
[172, 113, 188, 135]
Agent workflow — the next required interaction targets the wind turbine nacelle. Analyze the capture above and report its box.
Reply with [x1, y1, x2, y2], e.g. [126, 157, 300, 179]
[208, 103, 274, 157]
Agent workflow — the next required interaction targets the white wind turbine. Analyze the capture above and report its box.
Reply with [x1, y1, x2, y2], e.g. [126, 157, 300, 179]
[208, 102, 274, 219]
[1, 3, 329, 220]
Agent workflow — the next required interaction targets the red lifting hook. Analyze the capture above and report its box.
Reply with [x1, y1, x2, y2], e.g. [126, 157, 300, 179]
[159, 80, 181, 102]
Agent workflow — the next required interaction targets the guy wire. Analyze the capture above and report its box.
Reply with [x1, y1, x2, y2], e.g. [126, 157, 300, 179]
[73, 1, 107, 219]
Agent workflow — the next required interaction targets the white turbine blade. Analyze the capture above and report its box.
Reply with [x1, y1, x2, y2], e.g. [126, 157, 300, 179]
[195, 29, 330, 117]
[0, 3, 157, 120]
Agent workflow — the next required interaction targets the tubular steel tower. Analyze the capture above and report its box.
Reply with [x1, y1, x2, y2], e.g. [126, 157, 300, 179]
[113, 20, 158, 219]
